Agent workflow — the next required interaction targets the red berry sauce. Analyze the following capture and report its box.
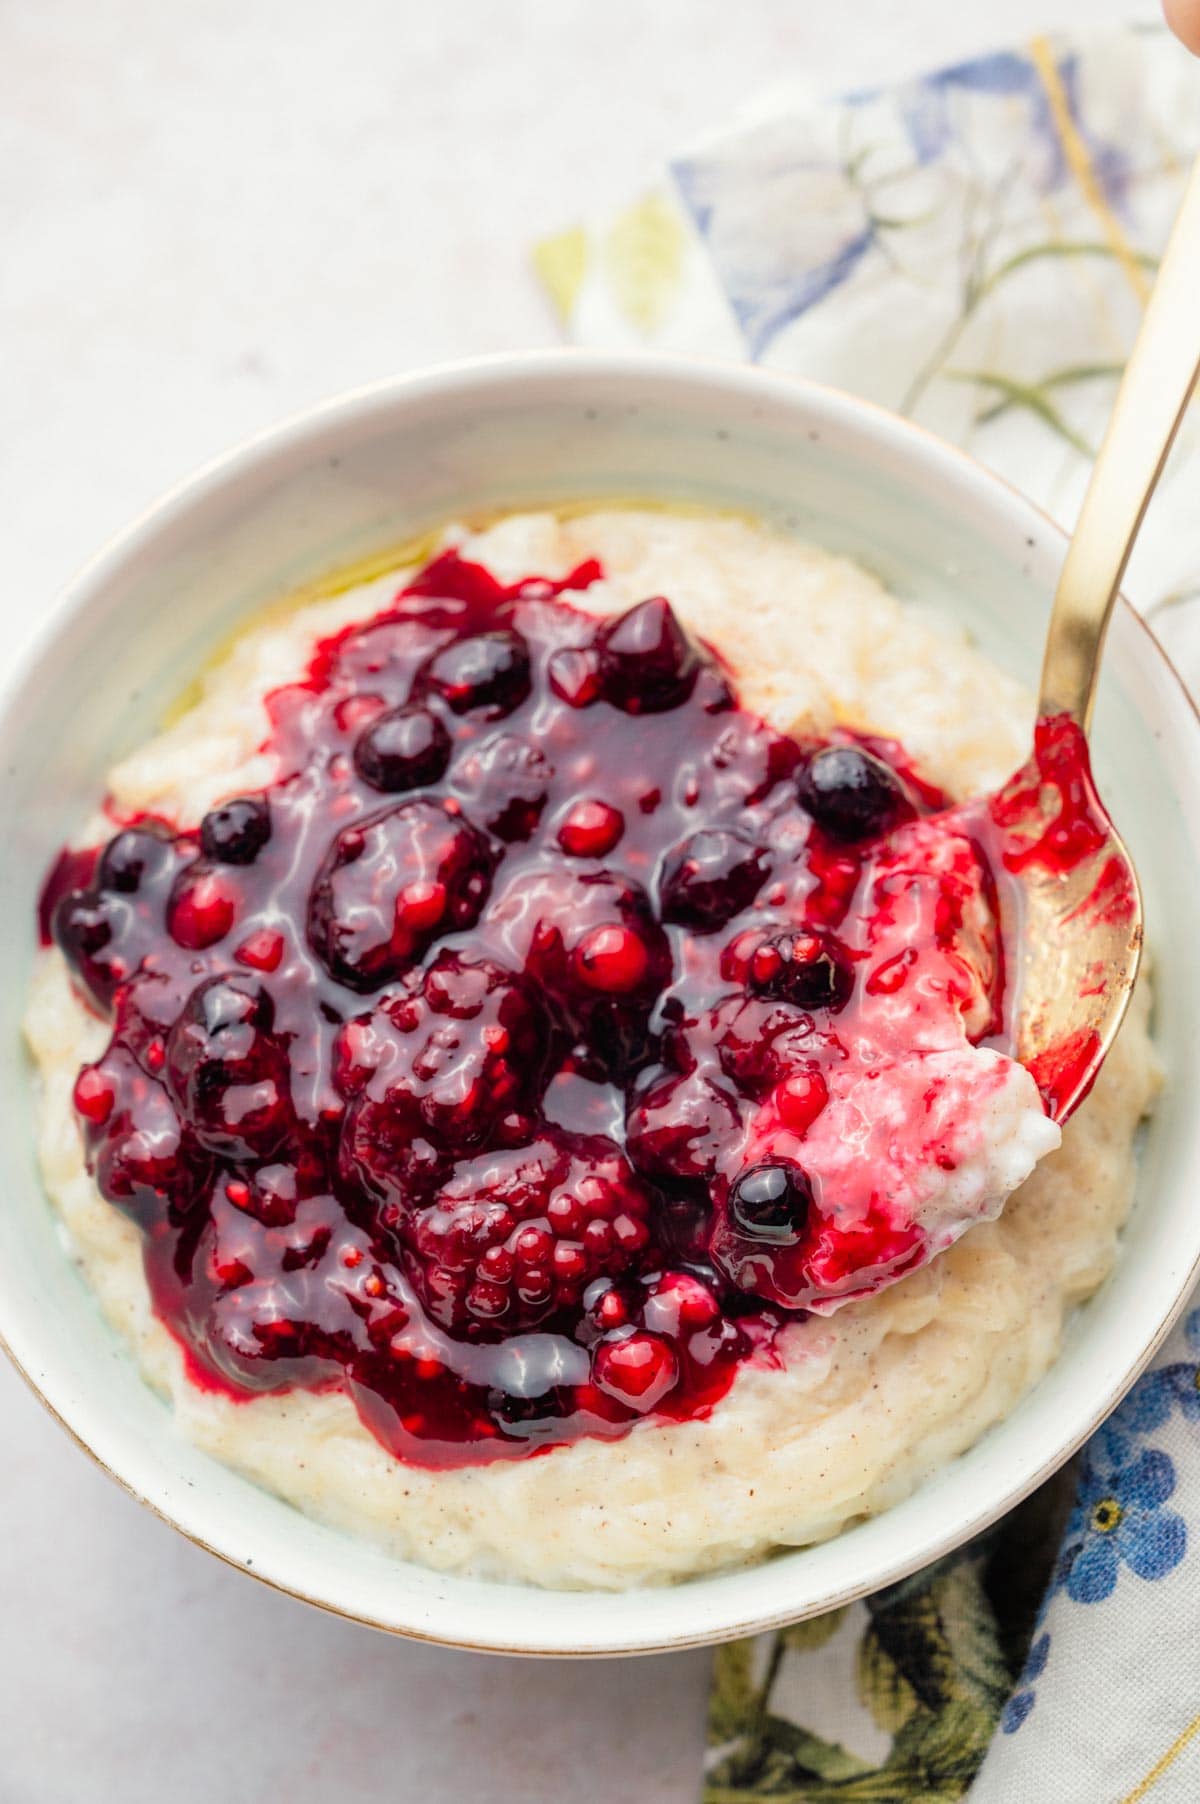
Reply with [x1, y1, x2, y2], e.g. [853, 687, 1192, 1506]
[43, 547, 1024, 1467]
[984, 710, 1138, 1119]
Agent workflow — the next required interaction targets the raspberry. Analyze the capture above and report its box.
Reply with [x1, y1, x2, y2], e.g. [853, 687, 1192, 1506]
[338, 954, 549, 1201]
[407, 1131, 655, 1333]
[175, 1188, 351, 1389]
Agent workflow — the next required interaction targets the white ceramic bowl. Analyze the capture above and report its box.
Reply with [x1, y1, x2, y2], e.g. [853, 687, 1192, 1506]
[4, 352, 1200, 1657]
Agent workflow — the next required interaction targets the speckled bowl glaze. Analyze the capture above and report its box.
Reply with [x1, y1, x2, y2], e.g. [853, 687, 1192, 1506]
[3, 352, 1200, 1656]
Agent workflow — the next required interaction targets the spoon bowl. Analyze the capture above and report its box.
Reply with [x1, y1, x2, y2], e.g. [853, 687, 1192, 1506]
[987, 714, 1142, 1123]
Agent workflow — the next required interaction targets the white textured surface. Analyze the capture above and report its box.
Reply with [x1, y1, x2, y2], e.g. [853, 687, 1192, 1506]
[0, 1, 1139, 1798]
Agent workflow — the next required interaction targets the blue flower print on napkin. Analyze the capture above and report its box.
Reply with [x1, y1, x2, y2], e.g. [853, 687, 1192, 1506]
[897, 50, 1061, 179]
[1000, 1630, 1052, 1735]
[1056, 1434, 1186, 1605]
[670, 42, 1134, 363]
[1147, 1307, 1200, 1426]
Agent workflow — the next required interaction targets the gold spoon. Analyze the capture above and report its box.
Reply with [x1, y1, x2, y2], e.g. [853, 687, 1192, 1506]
[992, 160, 1200, 1123]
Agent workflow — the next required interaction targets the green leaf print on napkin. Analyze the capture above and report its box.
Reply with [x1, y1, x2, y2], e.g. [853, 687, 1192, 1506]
[532, 226, 590, 325]
[704, 1471, 1077, 1802]
[604, 192, 686, 335]
[706, 1561, 1003, 1802]
[710, 1639, 762, 1748]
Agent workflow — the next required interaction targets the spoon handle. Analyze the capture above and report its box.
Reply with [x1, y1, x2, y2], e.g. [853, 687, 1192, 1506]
[1039, 158, 1200, 731]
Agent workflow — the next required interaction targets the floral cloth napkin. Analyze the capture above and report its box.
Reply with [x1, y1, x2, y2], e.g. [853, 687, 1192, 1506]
[535, 24, 1200, 1802]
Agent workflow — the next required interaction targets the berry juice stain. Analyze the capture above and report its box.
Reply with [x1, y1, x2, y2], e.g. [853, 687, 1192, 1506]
[44, 547, 1016, 1468]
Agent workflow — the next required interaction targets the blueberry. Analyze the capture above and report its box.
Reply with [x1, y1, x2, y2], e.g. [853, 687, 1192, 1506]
[658, 828, 767, 929]
[97, 822, 175, 893]
[797, 745, 908, 841]
[52, 891, 119, 1002]
[729, 1162, 812, 1242]
[200, 796, 272, 865]
[354, 705, 451, 793]
[423, 629, 531, 717]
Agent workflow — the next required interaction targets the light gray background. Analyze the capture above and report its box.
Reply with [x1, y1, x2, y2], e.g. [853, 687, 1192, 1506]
[0, 3, 1143, 1798]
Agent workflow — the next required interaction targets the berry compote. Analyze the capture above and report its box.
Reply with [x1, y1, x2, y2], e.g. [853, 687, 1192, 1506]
[43, 547, 1024, 1467]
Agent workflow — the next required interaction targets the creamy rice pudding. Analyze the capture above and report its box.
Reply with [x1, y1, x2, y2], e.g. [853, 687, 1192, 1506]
[25, 509, 1156, 1588]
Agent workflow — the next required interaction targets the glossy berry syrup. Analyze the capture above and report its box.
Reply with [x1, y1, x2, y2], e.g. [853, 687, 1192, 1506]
[44, 548, 1012, 1467]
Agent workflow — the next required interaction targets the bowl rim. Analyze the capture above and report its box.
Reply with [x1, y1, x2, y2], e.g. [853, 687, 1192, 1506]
[5, 347, 1200, 1657]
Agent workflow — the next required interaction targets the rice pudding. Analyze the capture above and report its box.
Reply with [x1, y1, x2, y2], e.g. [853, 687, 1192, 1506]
[25, 509, 1157, 1589]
